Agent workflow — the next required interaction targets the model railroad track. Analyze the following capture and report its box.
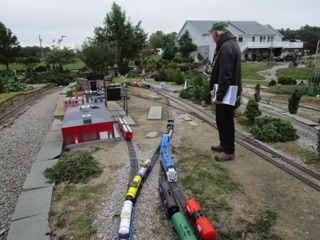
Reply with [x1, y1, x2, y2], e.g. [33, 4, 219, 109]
[260, 106, 318, 142]
[126, 140, 139, 180]
[0, 87, 60, 126]
[158, 97, 203, 240]
[242, 93, 320, 113]
[154, 90, 320, 192]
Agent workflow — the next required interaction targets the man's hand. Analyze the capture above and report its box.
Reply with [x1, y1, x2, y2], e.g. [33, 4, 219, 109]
[214, 99, 223, 104]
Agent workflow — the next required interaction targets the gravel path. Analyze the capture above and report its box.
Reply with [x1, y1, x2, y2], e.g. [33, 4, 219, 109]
[0, 89, 60, 240]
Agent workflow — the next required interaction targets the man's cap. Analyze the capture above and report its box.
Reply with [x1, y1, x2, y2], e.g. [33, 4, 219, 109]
[210, 22, 229, 32]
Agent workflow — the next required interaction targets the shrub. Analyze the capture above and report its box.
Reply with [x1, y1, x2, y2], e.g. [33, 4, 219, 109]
[192, 85, 201, 101]
[44, 150, 102, 184]
[277, 76, 297, 85]
[288, 88, 301, 114]
[159, 68, 168, 82]
[268, 79, 277, 87]
[0, 78, 5, 93]
[250, 116, 299, 142]
[179, 87, 193, 99]
[244, 99, 262, 124]
[174, 70, 184, 85]
[193, 74, 204, 87]
[254, 84, 261, 102]
[179, 64, 189, 72]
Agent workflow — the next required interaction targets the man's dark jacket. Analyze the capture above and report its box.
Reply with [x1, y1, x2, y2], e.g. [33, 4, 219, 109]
[209, 32, 242, 102]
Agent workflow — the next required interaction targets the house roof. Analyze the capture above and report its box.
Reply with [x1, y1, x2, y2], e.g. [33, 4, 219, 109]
[62, 102, 113, 128]
[183, 20, 275, 36]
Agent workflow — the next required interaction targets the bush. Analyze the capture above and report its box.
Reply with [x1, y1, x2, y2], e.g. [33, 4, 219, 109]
[44, 150, 102, 184]
[0, 77, 5, 93]
[254, 84, 261, 102]
[193, 74, 204, 87]
[179, 87, 193, 99]
[288, 88, 301, 114]
[277, 76, 297, 85]
[244, 99, 262, 124]
[174, 70, 184, 85]
[268, 79, 277, 87]
[159, 68, 168, 82]
[250, 116, 299, 142]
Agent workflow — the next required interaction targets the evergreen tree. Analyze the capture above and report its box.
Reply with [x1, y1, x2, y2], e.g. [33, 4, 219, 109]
[244, 99, 262, 124]
[254, 84, 261, 102]
[174, 70, 184, 85]
[177, 31, 197, 58]
[94, 2, 147, 74]
[159, 68, 168, 82]
[288, 88, 301, 114]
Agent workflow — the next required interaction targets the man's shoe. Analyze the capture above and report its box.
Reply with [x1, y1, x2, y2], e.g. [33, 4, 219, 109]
[211, 144, 223, 152]
[215, 152, 235, 162]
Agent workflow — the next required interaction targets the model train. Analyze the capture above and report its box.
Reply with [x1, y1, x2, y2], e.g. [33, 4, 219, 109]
[118, 117, 133, 140]
[159, 180, 197, 240]
[160, 133, 177, 182]
[116, 159, 152, 240]
[186, 198, 217, 240]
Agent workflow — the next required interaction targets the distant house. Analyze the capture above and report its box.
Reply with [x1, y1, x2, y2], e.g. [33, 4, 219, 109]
[175, 20, 304, 61]
[61, 102, 115, 149]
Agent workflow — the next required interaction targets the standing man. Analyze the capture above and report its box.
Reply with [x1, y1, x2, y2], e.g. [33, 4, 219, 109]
[209, 22, 242, 162]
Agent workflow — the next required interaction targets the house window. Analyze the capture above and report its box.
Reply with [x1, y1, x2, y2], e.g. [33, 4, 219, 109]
[83, 132, 89, 141]
[271, 36, 274, 42]
[66, 135, 72, 143]
[252, 37, 255, 42]
[238, 36, 243, 43]
[267, 36, 271, 42]
[90, 132, 96, 139]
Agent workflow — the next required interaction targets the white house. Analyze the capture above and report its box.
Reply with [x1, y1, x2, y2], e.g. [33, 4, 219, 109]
[175, 20, 303, 62]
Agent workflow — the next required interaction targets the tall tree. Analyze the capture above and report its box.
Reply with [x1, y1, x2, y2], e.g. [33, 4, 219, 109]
[148, 31, 177, 50]
[177, 30, 197, 58]
[45, 36, 76, 71]
[80, 39, 118, 74]
[94, 2, 147, 74]
[0, 22, 21, 69]
[17, 56, 41, 72]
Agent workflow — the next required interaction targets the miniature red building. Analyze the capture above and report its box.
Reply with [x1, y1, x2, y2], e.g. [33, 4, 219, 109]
[61, 102, 115, 149]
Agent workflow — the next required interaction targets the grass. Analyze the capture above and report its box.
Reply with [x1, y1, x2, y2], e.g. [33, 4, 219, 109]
[50, 183, 105, 240]
[241, 63, 271, 80]
[0, 92, 20, 100]
[0, 60, 85, 72]
[177, 149, 242, 211]
[276, 67, 314, 80]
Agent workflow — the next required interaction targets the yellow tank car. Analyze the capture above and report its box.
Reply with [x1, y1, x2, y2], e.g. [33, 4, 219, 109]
[125, 175, 142, 202]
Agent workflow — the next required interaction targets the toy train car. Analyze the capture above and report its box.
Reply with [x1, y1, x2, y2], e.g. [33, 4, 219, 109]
[186, 198, 217, 240]
[137, 159, 152, 179]
[159, 180, 197, 240]
[133, 81, 150, 89]
[125, 175, 142, 202]
[118, 117, 133, 140]
[160, 133, 177, 182]
[117, 200, 134, 240]
[171, 212, 197, 240]
[159, 181, 180, 219]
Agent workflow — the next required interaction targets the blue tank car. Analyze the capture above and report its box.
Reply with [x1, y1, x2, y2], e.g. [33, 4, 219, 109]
[160, 133, 177, 182]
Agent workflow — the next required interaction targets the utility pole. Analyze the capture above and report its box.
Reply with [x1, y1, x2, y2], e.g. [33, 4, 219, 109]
[39, 35, 44, 59]
[308, 40, 320, 96]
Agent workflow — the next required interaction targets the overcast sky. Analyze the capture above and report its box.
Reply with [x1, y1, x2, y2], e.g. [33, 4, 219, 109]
[1, 0, 319, 49]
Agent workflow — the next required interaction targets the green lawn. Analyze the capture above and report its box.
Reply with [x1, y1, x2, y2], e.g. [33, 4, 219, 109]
[276, 67, 314, 80]
[241, 62, 271, 80]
